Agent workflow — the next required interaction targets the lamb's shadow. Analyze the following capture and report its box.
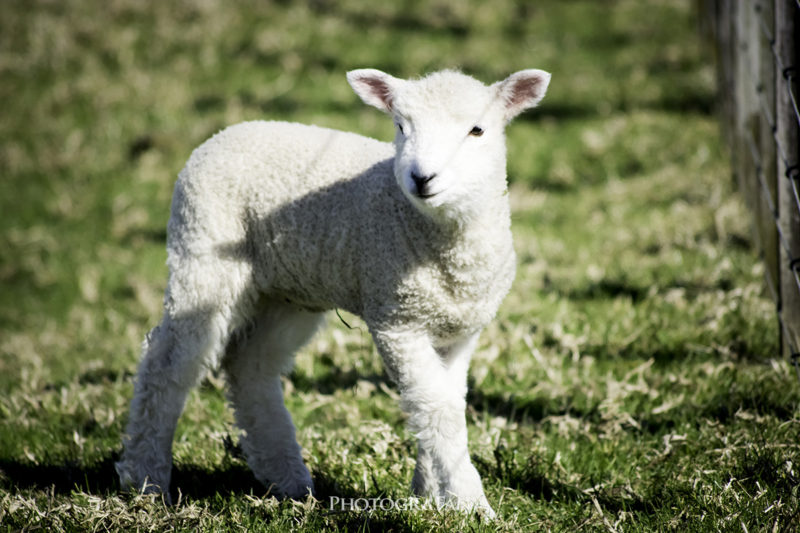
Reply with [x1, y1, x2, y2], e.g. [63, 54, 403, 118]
[0, 454, 406, 507]
[289, 367, 391, 395]
[466, 385, 602, 426]
[0, 454, 279, 501]
[0, 456, 119, 495]
[213, 152, 441, 321]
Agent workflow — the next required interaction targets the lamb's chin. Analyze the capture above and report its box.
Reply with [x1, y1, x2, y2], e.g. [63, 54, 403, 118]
[404, 191, 451, 218]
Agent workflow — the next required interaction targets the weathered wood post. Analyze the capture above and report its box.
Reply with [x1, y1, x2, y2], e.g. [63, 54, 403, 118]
[775, 0, 800, 359]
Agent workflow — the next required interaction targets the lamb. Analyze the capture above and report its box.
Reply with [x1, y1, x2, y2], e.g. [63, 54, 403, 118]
[115, 68, 550, 517]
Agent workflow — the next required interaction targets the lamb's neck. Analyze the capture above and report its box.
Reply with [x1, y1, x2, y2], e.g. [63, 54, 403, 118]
[416, 193, 514, 267]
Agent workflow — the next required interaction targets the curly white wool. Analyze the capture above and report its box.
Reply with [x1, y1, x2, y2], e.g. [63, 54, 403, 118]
[116, 68, 550, 518]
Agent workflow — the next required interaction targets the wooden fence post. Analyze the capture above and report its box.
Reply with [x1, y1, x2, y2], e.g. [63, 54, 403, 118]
[757, 1, 779, 300]
[701, 0, 800, 363]
[776, 0, 800, 358]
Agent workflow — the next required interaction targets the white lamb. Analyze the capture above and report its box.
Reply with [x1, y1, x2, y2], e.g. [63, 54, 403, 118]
[116, 68, 550, 517]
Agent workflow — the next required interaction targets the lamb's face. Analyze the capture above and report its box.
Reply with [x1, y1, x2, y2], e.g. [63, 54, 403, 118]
[347, 69, 551, 223]
[388, 73, 508, 220]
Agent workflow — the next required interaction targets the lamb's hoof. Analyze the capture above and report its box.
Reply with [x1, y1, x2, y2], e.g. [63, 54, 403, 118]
[445, 493, 496, 520]
[477, 502, 497, 521]
[267, 474, 315, 501]
[460, 499, 495, 520]
[115, 461, 172, 504]
[283, 482, 316, 501]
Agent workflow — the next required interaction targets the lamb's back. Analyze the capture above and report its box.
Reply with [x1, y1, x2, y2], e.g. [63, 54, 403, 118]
[168, 120, 397, 312]
[180, 121, 393, 209]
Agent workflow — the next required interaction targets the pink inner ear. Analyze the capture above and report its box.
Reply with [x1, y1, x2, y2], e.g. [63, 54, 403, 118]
[508, 76, 541, 108]
[364, 77, 393, 110]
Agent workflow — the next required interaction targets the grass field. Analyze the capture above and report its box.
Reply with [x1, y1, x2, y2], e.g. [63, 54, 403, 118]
[2, 0, 799, 531]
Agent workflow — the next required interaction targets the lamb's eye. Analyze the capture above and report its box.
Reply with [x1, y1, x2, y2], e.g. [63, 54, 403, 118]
[397, 123, 404, 135]
[469, 126, 484, 137]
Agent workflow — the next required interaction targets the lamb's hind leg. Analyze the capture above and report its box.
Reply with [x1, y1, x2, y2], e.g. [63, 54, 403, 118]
[116, 307, 234, 500]
[116, 248, 254, 500]
[223, 302, 324, 499]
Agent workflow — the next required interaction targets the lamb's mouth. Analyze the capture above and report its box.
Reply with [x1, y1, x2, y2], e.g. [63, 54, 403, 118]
[416, 191, 439, 199]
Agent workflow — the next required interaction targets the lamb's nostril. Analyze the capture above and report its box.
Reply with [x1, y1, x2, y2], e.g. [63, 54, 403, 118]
[411, 172, 436, 189]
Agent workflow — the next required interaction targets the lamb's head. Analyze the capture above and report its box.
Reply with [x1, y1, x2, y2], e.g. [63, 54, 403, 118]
[347, 68, 550, 223]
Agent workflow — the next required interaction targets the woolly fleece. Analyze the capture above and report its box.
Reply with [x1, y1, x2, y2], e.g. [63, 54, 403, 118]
[116, 69, 551, 518]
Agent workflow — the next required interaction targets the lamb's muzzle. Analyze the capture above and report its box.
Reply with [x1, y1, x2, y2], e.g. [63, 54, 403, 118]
[411, 171, 437, 197]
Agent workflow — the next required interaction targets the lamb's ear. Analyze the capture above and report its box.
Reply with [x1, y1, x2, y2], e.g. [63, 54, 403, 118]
[494, 69, 551, 121]
[347, 69, 399, 114]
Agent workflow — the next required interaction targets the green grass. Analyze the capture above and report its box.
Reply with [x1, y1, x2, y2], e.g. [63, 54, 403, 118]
[2, 0, 798, 531]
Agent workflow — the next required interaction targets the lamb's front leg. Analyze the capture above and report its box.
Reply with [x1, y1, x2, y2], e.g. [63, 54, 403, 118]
[373, 330, 494, 518]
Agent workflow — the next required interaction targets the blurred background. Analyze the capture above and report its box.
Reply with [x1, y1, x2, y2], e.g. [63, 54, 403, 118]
[1, 1, 797, 530]
[0, 0, 722, 341]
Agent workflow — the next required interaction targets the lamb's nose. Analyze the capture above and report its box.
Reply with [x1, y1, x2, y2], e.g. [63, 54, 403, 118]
[411, 172, 436, 193]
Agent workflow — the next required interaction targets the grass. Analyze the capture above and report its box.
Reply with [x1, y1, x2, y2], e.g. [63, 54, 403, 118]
[1, 0, 798, 531]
